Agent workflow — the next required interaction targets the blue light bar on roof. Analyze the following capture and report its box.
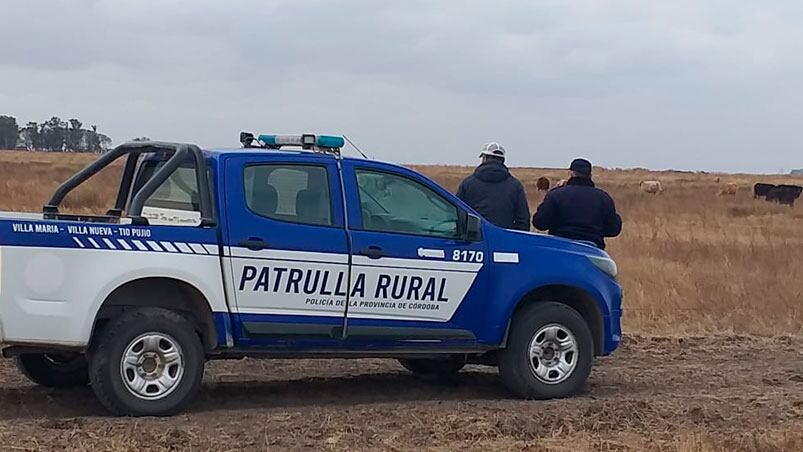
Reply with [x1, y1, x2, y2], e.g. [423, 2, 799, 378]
[257, 134, 344, 149]
[316, 135, 345, 148]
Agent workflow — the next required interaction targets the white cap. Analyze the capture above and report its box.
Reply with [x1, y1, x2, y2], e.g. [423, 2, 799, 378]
[479, 142, 506, 159]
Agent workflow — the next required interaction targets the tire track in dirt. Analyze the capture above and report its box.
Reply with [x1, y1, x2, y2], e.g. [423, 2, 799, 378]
[0, 335, 801, 451]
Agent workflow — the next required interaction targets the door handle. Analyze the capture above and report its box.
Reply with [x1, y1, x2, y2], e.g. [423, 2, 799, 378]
[359, 246, 385, 259]
[238, 238, 270, 251]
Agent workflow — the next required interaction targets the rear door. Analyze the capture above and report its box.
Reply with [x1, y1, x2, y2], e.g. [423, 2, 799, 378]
[340, 160, 490, 348]
[223, 155, 349, 348]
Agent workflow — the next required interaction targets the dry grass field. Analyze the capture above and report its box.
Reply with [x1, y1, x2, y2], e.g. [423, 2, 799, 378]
[0, 150, 802, 451]
[414, 164, 803, 336]
[2, 150, 800, 335]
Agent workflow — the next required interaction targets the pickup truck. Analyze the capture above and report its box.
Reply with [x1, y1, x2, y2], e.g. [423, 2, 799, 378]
[0, 134, 622, 416]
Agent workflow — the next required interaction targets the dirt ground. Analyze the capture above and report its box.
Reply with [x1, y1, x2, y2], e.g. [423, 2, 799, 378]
[0, 336, 801, 451]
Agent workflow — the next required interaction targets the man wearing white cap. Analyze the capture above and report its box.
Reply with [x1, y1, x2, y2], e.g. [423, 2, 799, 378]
[457, 142, 530, 231]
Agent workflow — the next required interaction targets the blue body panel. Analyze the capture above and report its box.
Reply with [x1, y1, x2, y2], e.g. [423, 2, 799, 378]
[209, 150, 622, 355]
[339, 159, 492, 347]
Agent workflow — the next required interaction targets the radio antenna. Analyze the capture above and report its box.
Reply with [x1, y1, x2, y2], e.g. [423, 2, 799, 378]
[343, 135, 369, 159]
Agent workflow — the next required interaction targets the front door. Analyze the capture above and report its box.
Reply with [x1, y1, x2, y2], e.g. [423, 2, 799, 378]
[224, 156, 349, 348]
[340, 161, 489, 348]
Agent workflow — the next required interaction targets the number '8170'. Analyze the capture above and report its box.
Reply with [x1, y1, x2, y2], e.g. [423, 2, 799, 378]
[452, 250, 484, 263]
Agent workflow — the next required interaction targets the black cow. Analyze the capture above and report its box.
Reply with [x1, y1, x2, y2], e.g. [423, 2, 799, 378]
[766, 184, 803, 206]
[753, 183, 776, 199]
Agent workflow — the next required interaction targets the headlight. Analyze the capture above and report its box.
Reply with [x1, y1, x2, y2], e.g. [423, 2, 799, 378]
[587, 255, 618, 279]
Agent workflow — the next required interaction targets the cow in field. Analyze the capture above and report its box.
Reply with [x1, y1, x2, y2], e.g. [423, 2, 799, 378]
[536, 177, 550, 192]
[766, 184, 803, 206]
[719, 183, 738, 196]
[754, 183, 776, 199]
[640, 180, 663, 194]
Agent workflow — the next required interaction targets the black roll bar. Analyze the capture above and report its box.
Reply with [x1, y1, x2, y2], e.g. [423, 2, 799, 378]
[106, 153, 140, 217]
[44, 141, 215, 227]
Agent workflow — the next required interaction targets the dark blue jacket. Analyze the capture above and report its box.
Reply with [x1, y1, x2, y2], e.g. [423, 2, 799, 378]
[532, 177, 622, 249]
[457, 160, 530, 231]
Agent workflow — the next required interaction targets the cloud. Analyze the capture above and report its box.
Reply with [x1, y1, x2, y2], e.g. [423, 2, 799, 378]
[1, 0, 802, 172]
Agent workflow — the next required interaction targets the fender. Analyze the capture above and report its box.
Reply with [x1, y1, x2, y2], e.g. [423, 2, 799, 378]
[503, 277, 612, 322]
[489, 277, 614, 350]
[83, 256, 229, 346]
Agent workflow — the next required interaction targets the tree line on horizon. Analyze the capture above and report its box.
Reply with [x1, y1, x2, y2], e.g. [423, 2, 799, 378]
[0, 115, 112, 153]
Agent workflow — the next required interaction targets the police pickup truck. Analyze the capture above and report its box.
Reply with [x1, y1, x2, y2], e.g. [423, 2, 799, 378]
[0, 134, 622, 416]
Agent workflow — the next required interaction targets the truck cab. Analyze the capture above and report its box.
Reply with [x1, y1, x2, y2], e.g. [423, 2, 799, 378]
[0, 135, 622, 416]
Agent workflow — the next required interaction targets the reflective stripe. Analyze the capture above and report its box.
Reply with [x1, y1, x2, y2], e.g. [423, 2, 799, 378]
[146, 241, 163, 252]
[493, 252, 519, 263]
[189, 243, 208, 254]
[174, 242, 193, 254]
[160, 241, 178, 253]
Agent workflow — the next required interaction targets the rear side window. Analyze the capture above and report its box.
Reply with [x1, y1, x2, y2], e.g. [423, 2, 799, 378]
[134, 157, 202, 226]
[144, 166, 199, 211]
[244, 164, 332, 226]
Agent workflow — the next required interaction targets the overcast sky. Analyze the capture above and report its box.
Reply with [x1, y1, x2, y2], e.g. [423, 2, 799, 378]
[1, 1, 802, 173]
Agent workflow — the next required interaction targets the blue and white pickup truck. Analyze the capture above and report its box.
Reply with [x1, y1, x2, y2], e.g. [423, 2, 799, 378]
[0, 134, 622, 416]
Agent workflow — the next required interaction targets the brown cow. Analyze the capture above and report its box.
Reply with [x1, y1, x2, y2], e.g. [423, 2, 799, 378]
[536, 177, 550, 192]
[718, 183, 738, 196]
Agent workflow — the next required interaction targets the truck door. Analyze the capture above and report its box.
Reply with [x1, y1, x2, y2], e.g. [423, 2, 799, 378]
[340, 160, 490, 348]
[223, 155, 348, 348]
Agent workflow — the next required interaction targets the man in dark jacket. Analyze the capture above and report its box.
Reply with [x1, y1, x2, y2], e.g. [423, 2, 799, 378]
[457, 142, 530, 231]
[532, 158, 622, 249]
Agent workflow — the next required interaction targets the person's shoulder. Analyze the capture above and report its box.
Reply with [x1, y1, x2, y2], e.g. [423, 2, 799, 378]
[542, 185, 566, 200]
[460, 173, 477, 184]
[508, 174, 526, 188]
[593, 186, 616, 202]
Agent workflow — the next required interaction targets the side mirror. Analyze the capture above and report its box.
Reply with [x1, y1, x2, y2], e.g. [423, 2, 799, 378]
[462, 213, 482, 242]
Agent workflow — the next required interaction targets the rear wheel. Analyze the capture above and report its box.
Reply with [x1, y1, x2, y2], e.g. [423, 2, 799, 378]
[499, 302, 593, 399]
[88, 308, 205, 416]
[399, 356, 466, 380]
[15, 353, 89, 388]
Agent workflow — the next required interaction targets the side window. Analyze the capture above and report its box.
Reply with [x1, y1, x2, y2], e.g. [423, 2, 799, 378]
[356, 169, 459, 238]
[136, 157, 202, 226]
[244, 164, 332, 226]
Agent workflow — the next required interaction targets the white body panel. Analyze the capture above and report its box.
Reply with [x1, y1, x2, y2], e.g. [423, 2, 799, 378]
[229, 247, 482, 322]
[0, 212, 45, 221]
[0, 245, 227, 347]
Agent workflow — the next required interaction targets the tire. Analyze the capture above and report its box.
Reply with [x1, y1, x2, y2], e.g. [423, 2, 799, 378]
[88, 308, 205, 416]
[499, 302, 593, 399]
[15, 353, 89, 388]
[399, 356, 466, 380]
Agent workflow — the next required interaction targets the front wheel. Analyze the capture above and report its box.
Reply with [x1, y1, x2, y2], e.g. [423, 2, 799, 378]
[498, 302, 593, 399]
[88, 308, 205, 416]
[15, 353, 89, 388]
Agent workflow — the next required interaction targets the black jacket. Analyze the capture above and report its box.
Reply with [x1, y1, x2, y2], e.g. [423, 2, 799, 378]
[457, 160, 530, 231]
[532, 177, 622, 249]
